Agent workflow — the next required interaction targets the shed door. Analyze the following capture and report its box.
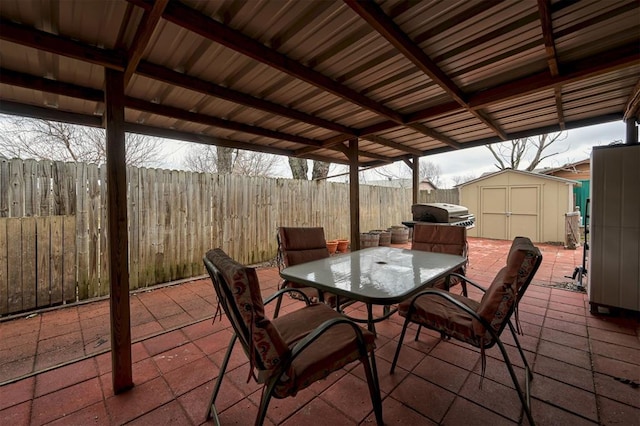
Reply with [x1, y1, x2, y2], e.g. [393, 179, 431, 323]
[481, 187, 508, 239]
[480, 186, 540, 241]
[509, 186, 539, 241]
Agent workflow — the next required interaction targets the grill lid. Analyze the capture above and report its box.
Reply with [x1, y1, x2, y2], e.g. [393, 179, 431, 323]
[412, 203, 469, 223]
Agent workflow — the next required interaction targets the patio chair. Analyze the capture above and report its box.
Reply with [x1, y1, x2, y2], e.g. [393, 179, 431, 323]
[390, 236, 542, 426]
[203, 248, 383, 426]
[274, 226, 346, 317]
[411, 223, 469, 295]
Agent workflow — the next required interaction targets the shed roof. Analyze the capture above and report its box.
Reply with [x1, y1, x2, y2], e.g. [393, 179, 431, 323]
[458, 168, 581, 187]
[1, 0, 638, 167]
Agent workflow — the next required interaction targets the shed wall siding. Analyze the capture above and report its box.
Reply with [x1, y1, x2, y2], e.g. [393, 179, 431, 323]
[461, 170, 573, 243]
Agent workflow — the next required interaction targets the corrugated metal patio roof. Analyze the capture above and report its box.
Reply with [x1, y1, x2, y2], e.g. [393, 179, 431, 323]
[1, 0, 638, 166]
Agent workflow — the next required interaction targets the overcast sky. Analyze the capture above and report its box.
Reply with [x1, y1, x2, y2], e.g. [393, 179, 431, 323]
[424, 120, 626, 187]
[159, 120, 628, 188]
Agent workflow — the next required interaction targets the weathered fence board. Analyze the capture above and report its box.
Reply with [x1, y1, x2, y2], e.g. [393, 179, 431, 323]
[6, 218, 22, 313]
[62, 215, 76, 304]
[87, 163, 100, 299]
[98, 164, 109, 297]
[36, 216, 51, 307]
[0, 158, 9, 217]
[76, 163, 89, 300]
[24, 160, 37, 216]
[50, 215, 64, 305]
[419, 188, 458, 204]
[0, 219, 7, 313]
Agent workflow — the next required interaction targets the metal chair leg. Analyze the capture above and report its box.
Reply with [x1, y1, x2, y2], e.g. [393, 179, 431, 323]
[362, 352, 383, 425]
[390, 316, 411, 374]
[256, 379, 277, 426]
[508, 320, 534, 381]
[414, 325, 422, 341]
[206, 334, 237, 423]
[494, 337, 536, 426]
[273, 293, 283, 319]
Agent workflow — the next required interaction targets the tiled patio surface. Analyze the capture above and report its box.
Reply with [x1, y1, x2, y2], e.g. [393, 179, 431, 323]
[1, 238, 639, 425]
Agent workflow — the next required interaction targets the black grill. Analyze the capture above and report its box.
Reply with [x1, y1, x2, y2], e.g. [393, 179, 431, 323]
[402, 203, 475, 229]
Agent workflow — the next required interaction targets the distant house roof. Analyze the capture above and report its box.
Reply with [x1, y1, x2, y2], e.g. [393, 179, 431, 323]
[363, 178, 438, 190]
[457, 168, 581, 187]
[537, 158, 590, 176]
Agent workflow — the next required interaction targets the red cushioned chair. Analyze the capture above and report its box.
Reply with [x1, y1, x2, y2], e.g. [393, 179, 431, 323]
[204, 248, 382, 425]
[391, 236, 542, 426]
[411, 222, 469, 294]
[274, 226, 348, 317]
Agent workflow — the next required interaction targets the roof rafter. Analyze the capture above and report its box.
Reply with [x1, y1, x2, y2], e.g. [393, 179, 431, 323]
[0, 18, 126, 71]
[125, 98, 323, 147]
[469, 42, 640, 110]
[136, 61, 355, 136]
[344, 0, 507, 141]
[122, 0, 169, 86]
[128, 123, 296, 159]
[623, 79, 640, 121]
[537, 0, 565, 130]
[0, 67, 104, 102]
[360, 135, 423, 156]
[0, 100, 104, 128]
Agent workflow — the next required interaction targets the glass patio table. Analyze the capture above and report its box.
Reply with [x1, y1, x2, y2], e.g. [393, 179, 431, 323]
[279, 246, 466, 333]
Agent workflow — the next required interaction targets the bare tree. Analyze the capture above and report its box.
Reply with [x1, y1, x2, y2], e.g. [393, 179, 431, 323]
[0, 115, 162, 166]
[419, 159, 442, 187]
[372, 159, 442, 187]
[450, 174, 477, 186]
[233, 150, 281, 177]
[486, 132, 568, 171]
[183, 145, 218, 173]
[183, 144, 280, 177]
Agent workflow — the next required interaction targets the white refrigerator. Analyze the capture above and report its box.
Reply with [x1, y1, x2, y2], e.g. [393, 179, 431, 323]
[588, 143, 640, 313]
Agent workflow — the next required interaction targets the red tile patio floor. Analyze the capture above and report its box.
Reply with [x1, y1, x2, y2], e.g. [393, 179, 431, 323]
[1, 237, 638, 425]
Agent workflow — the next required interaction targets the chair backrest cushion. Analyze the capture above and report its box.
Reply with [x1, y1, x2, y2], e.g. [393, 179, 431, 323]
[205, 249, 289, 374]
[278, 227, 330, 267]
[412, 223, 467, 257]
[472, 237, 542, 340]
[412, 223, 468, 289]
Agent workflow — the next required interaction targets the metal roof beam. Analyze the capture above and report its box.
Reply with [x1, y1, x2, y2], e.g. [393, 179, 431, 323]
[125, 98, 324, 147]
[361, 135, 423, 156]
[0, 19, 126, 71]
[123, 0, 169, 86]
[537, 0, 566, 130]
[0, 100, 103, 128]
[0, 67, 104, 102]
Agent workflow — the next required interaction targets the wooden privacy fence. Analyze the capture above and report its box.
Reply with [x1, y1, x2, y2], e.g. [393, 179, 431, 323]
[0, 158, 458, 315]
